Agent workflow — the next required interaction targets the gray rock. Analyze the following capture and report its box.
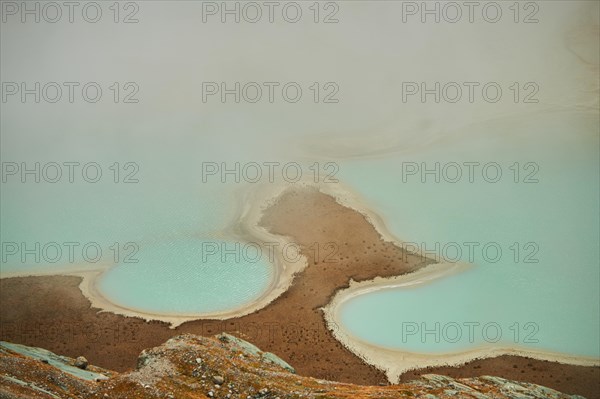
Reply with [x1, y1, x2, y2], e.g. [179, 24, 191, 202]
[215, 333, 296, 374]
[74, 356, 88, 370]
[216, 333, 262, 357]
[137, 350, 151, 369]
[261, 351, 295, 373]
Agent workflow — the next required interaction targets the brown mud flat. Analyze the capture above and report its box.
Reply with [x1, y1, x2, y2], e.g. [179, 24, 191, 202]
[1, 187, 598, 398]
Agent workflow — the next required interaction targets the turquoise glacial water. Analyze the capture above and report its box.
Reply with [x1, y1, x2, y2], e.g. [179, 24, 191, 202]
[1, 0, 597, 358]
[0, 150, 276, 314]
[337, 112, 600, 358]
[98, 239, 272, 314]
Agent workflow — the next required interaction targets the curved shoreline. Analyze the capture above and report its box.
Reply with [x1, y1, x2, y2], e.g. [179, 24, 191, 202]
[1, 181, 598, 377]
[0, 181, 309, 327]
[0, 178, 435, 327]
[322, 262, 600, 384]
[317, 182, 600, 382]
[0, 179, 391, 327]
[1, 183, 599, 397]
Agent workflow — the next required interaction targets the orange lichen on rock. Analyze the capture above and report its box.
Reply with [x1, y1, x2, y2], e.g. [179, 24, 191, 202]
[0, 334, 587, 399]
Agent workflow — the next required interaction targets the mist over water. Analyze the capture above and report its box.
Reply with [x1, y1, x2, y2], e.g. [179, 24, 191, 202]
[338, 111, 600, 357]
[1, 1, 598, 356]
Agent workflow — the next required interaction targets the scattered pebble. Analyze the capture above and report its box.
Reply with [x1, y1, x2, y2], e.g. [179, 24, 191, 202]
[213, 375, 225, 385]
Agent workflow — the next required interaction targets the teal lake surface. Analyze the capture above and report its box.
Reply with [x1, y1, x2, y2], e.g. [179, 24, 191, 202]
[336, 112, 600, 358]
[1, 0, 598, 359]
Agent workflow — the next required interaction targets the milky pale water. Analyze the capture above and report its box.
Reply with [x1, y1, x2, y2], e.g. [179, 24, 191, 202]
[337, 112, 600, 358]
[99, 239, 273, 314]
[0, 157, 275, 314]
[1, 1, 598, 357]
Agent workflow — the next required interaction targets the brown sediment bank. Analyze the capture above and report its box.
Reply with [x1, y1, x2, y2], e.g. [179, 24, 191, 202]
[1, 187, 598, 398]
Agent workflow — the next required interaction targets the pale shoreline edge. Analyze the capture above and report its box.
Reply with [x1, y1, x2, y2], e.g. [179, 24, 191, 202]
[0, 179, 380, 328]
[321, 261, 600, 384]
[0, 179, 396, 327]
[1, 180, 598, 375]
[318, 183, 600, 381]
[0, 181, 311, 328]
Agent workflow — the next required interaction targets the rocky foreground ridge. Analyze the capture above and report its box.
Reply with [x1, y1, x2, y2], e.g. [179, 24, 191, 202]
[0, 333, 587, 399]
